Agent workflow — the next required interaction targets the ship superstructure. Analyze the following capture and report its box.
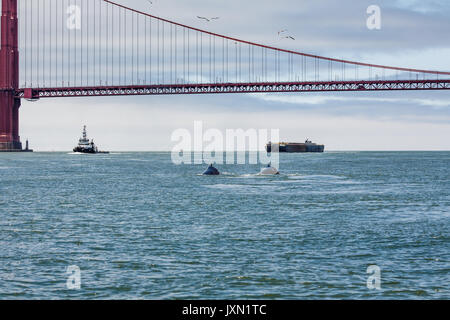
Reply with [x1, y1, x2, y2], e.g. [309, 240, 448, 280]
[73, 126, 108, 154]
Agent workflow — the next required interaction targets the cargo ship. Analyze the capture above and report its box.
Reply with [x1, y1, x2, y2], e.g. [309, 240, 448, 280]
[73, 126, 109, 154]
[266, 140, 325, 153]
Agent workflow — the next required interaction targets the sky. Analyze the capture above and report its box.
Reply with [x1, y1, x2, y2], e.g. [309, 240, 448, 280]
[16, 0, 450, 151]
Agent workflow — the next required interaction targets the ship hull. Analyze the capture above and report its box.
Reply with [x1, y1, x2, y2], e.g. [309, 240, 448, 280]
[73, 147, 97, 154]
[266, 143, 325, 153]
[73, 147, 109, 154]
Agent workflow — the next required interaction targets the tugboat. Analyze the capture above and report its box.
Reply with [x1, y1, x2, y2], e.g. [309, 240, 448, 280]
[73, 126, 109, 154]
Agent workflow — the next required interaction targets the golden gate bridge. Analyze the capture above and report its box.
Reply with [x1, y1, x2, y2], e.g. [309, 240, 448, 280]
[1, 0, 450, 151]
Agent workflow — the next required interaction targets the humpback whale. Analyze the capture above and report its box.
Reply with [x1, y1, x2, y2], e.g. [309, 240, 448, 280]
[259, 163, 279, 175]
[203, 164, 220, 175]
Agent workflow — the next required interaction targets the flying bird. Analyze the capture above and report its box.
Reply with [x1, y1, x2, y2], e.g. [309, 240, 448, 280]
[284, 36, 295, 40]
[197, 16, 220, 22]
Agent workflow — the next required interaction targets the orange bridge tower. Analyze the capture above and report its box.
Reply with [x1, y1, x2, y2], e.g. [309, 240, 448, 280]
[0, 0, 22, 151]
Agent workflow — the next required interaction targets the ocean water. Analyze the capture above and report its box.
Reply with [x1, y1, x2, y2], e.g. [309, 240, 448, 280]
[0, 151, 449, 299]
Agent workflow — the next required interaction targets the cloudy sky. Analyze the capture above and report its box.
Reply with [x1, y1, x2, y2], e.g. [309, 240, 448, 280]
[18, 0, 450, 151]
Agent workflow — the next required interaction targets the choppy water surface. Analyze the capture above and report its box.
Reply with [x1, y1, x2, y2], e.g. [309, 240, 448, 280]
[0, 152, 449, 299]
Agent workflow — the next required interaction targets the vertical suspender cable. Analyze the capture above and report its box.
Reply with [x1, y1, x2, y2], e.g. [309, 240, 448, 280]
[118, 8, 121, 85]
[123, 7, 125, 85]
[43, 0, 45, 86]
[106, 2, 109, 84]
[99, 0, 101, 84]
[157, 19, 159, 84]
[31, 0, 33, 85]
[175, 26, 177, 83]
[222, 38, 225, 83]
[196, 32, 198, 84]
[237, 43, 239, 82]
[63, 0, 66, 86]
[183, 28, 185, 82]
[187, 29, 190, 83]
[145, 17, 147, 83]
[24, 0, 27, 86]
[110, 2, 113, 85]
[248, 45, 250, 82]
[37, 0, 39, 87]
[137, 13, 139, 83]
[86, 0, 88, 85]
[210, 35, 212, 82]
[81, 0, 83, 86]
[55, 0, 58, 86]
[49, 0, 52, 87]
[149, 18, 152, 84]
[94, 0, 96, 85]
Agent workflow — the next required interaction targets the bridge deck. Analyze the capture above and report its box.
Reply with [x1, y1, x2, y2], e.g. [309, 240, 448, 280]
[17, 80, 450, 99]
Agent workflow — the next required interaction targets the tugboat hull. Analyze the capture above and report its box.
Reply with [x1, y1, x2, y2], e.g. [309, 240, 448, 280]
[73, 147, 101, 154]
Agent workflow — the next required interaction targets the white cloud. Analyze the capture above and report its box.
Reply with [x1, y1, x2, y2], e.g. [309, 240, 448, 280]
[393, 0, 450, 14]
[253, 93, 450, 109]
